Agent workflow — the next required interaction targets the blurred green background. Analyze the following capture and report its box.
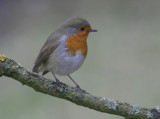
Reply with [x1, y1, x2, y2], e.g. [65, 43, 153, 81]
[1, 0, 160, 119]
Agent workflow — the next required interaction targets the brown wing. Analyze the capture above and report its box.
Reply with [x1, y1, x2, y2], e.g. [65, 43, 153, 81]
[32, 32, 60, 73]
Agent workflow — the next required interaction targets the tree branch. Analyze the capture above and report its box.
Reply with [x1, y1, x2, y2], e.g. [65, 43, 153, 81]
[0, 55, 160, 119]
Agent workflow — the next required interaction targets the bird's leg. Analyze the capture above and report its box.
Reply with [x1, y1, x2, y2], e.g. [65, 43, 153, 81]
[52, 72, 62, 86]
[68, 75, 85, 96]
[68, 75, 81, 88]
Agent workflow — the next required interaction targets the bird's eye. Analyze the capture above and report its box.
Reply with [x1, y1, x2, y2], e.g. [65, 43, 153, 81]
[80, 27, 85, 31]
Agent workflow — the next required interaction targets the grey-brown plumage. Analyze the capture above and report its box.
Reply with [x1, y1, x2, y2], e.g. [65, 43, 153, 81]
[32, 17, 91, 75]
[32, 17, 97, 88]
[32, 32, 60, 74]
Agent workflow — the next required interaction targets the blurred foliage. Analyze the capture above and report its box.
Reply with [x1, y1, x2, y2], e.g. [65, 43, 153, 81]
[1, 0, 160, 119]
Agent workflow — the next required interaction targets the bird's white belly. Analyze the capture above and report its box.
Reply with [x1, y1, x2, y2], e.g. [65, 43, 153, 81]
[47, 49, 85, 75]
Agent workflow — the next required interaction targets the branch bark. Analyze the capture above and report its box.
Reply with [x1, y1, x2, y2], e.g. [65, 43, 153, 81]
[0, 55, 160, 119]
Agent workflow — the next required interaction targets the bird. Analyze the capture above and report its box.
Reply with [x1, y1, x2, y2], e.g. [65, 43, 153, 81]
[32, 17, 97, 89]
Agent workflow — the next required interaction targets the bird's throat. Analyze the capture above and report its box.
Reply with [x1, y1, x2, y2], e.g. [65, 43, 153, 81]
[66, 35, 88, 56]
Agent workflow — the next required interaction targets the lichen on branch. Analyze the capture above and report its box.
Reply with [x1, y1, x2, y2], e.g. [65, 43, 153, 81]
[0, 55, 160, 119]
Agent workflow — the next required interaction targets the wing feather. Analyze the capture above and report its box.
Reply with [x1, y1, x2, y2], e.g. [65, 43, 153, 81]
[32, 32, 60, 73]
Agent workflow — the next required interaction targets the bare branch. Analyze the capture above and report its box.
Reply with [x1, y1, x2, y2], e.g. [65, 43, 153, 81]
[0, 55, 160, 119]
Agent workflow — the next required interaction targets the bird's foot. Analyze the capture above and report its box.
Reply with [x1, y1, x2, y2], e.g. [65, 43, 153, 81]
[75, 85, 85, 96]
[55, 78, 63, 87]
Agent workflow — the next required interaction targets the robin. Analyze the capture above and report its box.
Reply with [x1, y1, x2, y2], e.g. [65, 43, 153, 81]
[32, 17, 97, 89]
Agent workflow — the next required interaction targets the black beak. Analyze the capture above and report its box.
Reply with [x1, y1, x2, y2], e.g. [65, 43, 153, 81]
[88, 29, 98, 32]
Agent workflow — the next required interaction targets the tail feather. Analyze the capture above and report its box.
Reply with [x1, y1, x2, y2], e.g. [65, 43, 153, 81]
[33, 64, 47, 75]
[32, 65, 39, 73]
[42, 70, 49, 76]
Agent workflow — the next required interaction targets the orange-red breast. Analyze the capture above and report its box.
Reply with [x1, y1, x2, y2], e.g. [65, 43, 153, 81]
[32, 17, 97, 88]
